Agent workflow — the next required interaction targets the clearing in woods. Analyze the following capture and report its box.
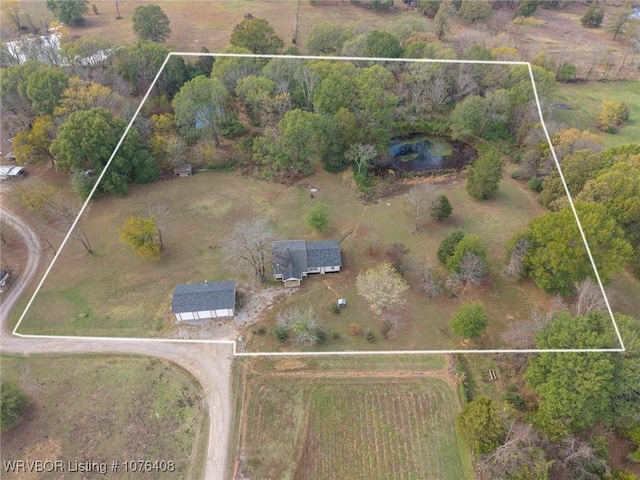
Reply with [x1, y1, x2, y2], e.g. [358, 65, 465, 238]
[232, 356, 474, 480]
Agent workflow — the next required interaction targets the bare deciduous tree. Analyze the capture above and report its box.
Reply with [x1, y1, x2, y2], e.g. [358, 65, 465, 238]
[459, 252, 486, 294]
[505, 236, 530, 278]
[421, 266, 442, 297]
[573, 278, 607, 316]
[345, 143, 377, 176]
[406, 183, 437, 232]
[223, 217, 276, 282]
[554, 436, 610, 480]
[147, 204, 169, 250]
[501, 310, 554, 349]
[445, 272, 462, 297]
[277, 304, 323, 346]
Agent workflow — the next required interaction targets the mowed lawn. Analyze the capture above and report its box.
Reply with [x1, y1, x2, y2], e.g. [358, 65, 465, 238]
[0, 355, 207, 480]
[551, 80, 640, 148]
[18, 165, 608, 349]
[235, 357, 473, 480]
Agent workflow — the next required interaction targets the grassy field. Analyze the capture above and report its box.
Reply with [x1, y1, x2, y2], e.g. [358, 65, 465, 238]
[233, 356, 474, 480]
[551, 80, 640, 148]
[0, 355, 207, 479]
[14, 164, 577, 351]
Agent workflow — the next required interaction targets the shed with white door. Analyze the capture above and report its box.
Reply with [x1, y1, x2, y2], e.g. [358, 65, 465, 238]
[171, 280, 236, 322]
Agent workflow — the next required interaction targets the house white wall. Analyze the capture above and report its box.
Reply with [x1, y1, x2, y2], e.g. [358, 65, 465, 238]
[175, 308, 234, 322]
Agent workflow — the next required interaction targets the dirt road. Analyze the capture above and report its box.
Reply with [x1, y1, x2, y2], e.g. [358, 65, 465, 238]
[0, 207, 234, 480]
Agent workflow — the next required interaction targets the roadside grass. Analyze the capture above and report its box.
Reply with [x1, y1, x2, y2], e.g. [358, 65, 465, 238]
[19, 167, 590, 350]
[0, 355, 207, 479]
[233, 356, 473, 480]
[551, 80, 640, 148]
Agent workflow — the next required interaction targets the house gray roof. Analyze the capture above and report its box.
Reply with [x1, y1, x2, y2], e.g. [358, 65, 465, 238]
[172, 280, 236, 313]
[272, 240, 342, 280]
[272, 240, 308, 281]
[307, 241, 342, 268]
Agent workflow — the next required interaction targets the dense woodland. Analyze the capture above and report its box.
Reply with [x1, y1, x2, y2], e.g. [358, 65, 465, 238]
[1, 1, 640, 478]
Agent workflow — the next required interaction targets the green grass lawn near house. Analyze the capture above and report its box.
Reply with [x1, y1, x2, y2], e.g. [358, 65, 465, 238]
[0, 355, 207, 480]
[551, 80, 640, 148]
[18, 165, 618, 351]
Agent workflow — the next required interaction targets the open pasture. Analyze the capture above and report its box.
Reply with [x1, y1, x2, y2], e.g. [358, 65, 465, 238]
[15, 165, 576, 352]
[234, 356, 473, 480]
[0, 355, 207, 480]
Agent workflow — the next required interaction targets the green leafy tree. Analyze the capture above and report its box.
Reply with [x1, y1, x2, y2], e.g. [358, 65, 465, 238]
[556, 62, 576, 81]
[112, 41, 169, 95]
[523, 202, 633, 294]
[210, 46, 260, 91]
[598, 100, 630, 132]
[13, 115, 56, 168]
[50, 108, 157, 196]
[437, 229, 465, 265]
[54, 77, 119, 117]
[450, 301, 488, 340]
[525, 311, 617, 439]
[577, 159, 640, 230]
[230, 15, 284, 54]
[353, 65, 397, 146]
[446, 234, 487, 272]
[172, 76, 230, 146]
[449, 95, 484, 140]
[236, 75, 275, 131]
[514, 0, 539, 18]
[1, 381, 27, 432]
[307, 202, 329, 232]
[581, 3, 604, 28]
[132, 4, 171, 42]
[431, 195, 452, 220]
[46, 0, 89, 25]
[356, 262, 409, 315]
[466, 150, 504, 200]
[457, 396, 506, 455]
[120, 216, 162, 261]
[277, 109, 324, 176]
[458, 0, 494, 23]
[433, 0, 455, 40]
[366, 30, 403, 58]
[306, 23, 350, 55]
[24, 67, 69, 115]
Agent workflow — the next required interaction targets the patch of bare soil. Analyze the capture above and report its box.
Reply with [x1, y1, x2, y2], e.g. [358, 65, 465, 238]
[233, 284, 294, 328]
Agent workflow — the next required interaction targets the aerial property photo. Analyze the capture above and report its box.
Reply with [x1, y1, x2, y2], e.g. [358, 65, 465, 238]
[1, 1, 639, 479]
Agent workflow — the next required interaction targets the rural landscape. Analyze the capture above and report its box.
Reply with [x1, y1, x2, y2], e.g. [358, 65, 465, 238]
[1, 0, 639, 479]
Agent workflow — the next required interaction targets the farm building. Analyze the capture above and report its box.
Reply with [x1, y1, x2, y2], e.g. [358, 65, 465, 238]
[171, 280, 236, 322]
[0, 165, 24, 180]
[272, 240, 342, 287]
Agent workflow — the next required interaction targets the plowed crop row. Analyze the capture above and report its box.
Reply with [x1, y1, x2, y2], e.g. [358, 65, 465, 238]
[239, 377, 473, 479]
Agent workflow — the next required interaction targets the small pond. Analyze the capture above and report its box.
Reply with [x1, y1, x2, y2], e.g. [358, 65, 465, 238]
[372, 135, 477, 175]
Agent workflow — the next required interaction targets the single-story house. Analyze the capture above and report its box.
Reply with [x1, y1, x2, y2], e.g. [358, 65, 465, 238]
[171, 280, 236, 322]
[0, 165, 24, 180]
[272, 240, 342, 287]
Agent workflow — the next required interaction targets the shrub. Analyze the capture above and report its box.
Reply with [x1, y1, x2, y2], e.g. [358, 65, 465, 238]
[598, 100, 630, 133]
[1, 382, 27, 432]
[381, 319, 394, 339]
[527, 177, 543, 192]
[556, 62, 576, 81]
[431, 195, 453, 221]
[581, 3, 604, 28]
[252, 326, 266, 335]
[503, 385, 525, 410]
[306, 202, 329, 232]
[274, 325, 289, 342]
[631, 247, 640, 279]
[316, 328, 327, 344]
[331, 303, 341, 314]
[365, 329, 376, 342]
[219, 114, 246, 138]
[332, 331, 341, 340]
[349, 323, 362, 336]
[437, 229, 465, 265]
[450, 301, 488, 340]
[514, 0, 539, 18]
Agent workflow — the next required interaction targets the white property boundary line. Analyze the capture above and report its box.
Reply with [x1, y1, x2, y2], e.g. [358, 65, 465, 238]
[11, 53, 626, 354]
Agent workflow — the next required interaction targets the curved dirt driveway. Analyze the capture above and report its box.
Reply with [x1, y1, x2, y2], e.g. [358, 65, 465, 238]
[0, 207, 234, 480]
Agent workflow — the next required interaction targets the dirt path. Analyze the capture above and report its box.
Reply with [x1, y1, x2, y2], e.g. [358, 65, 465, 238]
[0, 207, 234, 480]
